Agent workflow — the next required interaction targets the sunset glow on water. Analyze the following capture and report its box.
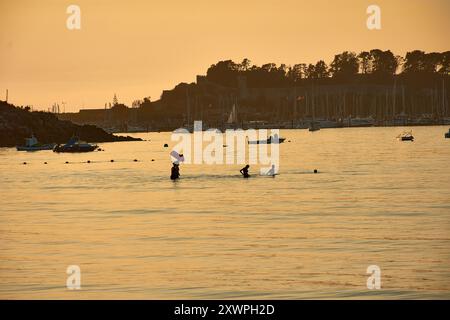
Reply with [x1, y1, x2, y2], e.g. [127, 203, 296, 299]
[1, 127, 449, 299]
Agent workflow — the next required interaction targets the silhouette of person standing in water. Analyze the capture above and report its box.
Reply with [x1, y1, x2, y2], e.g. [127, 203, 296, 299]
[240, 165, 250, 178]
[171, 162, 180, 180]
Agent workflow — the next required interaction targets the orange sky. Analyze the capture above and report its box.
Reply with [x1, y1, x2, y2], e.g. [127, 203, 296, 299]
[0, 0, 449, 112]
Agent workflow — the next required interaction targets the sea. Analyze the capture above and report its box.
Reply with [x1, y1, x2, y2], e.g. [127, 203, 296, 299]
[0, 126, 449, 299]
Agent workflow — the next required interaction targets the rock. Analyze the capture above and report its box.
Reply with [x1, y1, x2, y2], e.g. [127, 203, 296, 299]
[0, 100, 142, 147]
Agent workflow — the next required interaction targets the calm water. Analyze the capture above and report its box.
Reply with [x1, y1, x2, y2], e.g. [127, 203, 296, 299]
[0, 126, 449, 299]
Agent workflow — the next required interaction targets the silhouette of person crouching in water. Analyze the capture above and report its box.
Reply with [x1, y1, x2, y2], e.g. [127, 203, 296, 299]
[240, 165, 250, 178]
[267, 164, 276, 177]
[171, 162, 180, 180]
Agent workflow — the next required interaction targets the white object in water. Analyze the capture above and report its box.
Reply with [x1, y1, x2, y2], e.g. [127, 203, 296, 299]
[170, 150, 185, 163]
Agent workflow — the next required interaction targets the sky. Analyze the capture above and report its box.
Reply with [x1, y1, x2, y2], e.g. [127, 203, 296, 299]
[0, 0, 449, 112]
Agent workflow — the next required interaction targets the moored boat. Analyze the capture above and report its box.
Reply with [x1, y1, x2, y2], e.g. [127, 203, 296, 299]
[445, 129, 450, 139]
[397, 130, 414, 141]
[54, 136, 98, 153]
[16, 135, 56, 151]
[308, 122, 321, 132]
[248, 134, 286, 144]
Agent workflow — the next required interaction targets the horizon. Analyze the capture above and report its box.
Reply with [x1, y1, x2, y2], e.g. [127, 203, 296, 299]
[1, 0, 449, 112]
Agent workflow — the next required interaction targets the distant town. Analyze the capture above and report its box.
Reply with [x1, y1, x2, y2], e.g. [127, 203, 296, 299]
[14, 49, 450, 132]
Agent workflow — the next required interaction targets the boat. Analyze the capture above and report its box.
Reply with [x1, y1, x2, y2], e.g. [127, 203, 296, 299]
[223, 103, 240, 130]
[445, 129, 450, 139]
[248, 134, 286, 145]
[397, 130, 414, 141]
[16, 135, 56, 151]
[308, 122, 321, 132]
[53, 136, 98, 153]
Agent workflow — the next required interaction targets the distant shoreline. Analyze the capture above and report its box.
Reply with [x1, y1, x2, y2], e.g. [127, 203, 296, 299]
[107, 121, 450, 134]
[0, 100, 142, 148]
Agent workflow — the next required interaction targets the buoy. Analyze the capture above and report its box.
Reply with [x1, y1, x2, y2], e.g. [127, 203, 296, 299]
[133, 159, 138, 162]
[151, 159, 155, 161]
[23, 162, 27, 165]
[44, 162, 47, 164]
[314, 169, 318, 173]
[164, 143, 168, 147]
[65, 161, 69, 164]
[87, 160, 91, 163]
[110, 159, 114, 162]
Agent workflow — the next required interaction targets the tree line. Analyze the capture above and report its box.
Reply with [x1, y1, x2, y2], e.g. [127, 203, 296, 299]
[206, 50, 449, 88]
[57, 49, 449, 130]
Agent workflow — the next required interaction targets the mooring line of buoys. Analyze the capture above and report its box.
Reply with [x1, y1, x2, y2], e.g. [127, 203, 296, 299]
[21, 158, 153, 165]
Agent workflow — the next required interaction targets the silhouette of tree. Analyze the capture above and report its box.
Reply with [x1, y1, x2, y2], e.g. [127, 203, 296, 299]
[206, 60, 240, 86]
[314, 60, 330, 78]
[261, 63, 277, 73]
[438, 51, 450, 74]
[330, 51, 359, 79]
[370, 49, 398, 76]
[305, 64, 316, 79]
[287, 64, 304, 83]
[278, 64, 287, 75]
[403, 50, 426, 73]
[422, 52, 442, 73]
[240, 58, 251, 71]
[358, 51, 372, 74]
[402, 50, 448, 75]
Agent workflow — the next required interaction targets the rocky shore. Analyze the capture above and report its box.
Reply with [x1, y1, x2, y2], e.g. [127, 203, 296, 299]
[0, 100, 141, 147]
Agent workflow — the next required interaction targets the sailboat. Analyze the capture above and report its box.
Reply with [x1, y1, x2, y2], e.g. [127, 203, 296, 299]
[228, 104, 237, 124]
[224, 103, 239, 129]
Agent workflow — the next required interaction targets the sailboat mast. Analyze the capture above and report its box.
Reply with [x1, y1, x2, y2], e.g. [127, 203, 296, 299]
[312, 83, 315, 122]
[185, 87, 190, 124]
[443, 78, 445, 117]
